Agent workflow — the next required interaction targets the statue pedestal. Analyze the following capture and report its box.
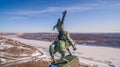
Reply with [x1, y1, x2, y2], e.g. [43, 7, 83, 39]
[49, 55, 80, 67]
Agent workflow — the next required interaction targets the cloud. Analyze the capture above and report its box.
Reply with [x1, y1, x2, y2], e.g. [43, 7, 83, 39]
[48, 3, 100, 12]
[4, 16, 28, 21]
[5, 3, 100, 15]
[5, 1, 120, 15]
[7, 9, 53, 15]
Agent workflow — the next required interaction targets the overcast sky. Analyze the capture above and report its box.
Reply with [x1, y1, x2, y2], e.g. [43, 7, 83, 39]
[0, 0, 120, 33]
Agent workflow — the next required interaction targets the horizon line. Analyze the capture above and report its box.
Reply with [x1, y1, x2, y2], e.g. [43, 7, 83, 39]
[0, 32, 120, 34]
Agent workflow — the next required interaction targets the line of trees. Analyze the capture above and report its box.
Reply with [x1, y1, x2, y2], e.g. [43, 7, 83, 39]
[19, 33, 120, 47]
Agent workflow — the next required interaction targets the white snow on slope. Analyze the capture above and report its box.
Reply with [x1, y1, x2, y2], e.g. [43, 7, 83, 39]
[11, 37, 120, 67]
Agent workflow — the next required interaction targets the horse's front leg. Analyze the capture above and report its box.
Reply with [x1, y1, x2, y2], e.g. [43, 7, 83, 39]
[73, 45, 77, 51]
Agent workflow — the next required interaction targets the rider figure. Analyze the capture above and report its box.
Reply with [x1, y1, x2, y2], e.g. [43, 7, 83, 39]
[53, 10, 76, 50]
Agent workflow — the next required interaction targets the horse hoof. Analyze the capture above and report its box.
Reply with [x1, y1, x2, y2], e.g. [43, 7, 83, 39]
[69, 54, 72, 56]
[73, 47, 77, 51]
[52, 61, 56, 63]
[66, 60, 69, 63]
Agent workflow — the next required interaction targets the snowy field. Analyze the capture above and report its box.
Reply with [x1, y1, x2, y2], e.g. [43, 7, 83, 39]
[0, 36, 51, 66]
[10, 37, 120, 67]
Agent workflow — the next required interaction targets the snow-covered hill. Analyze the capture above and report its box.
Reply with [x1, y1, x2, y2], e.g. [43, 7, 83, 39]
[0, 37, 51, 67]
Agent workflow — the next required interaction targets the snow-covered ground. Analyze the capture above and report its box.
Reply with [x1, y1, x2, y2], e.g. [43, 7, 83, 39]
[10, 37, 120, 67]
[71, 45, 120, 67]
[0, 43, 13, 49]
[0, 37, 51, 66]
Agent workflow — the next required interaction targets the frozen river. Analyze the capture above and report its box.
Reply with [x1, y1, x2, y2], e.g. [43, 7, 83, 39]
[11, 37, 120, 67]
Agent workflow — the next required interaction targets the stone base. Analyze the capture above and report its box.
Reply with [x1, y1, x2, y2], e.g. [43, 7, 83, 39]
[49, 55, 79, 67]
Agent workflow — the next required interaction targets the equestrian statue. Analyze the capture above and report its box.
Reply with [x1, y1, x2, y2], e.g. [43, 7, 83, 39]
[49, 10, 77, 64]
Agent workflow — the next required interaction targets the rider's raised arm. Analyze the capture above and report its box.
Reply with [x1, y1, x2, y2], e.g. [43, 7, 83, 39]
[60, 10, 67, 25]
[58, 10, 67, 35]
[53, 10, 67, 34]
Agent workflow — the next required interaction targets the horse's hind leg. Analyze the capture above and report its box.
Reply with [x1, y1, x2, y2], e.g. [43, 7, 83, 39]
[49, 44, 56, 63]
[67, 48, 72, 56]
[61, 53, 69, 63]
[51, 52, 56, 63]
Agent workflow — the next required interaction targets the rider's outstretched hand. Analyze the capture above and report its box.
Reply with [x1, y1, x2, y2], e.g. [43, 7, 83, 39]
[62, 10, 67, 15]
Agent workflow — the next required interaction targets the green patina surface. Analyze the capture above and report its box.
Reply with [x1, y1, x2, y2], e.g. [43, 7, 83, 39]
[49, 10, 77, 64]
[52, 55, 78, 67]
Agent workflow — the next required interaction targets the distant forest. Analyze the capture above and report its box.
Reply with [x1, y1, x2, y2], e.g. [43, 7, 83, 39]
[18, 33, 120, 48]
